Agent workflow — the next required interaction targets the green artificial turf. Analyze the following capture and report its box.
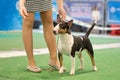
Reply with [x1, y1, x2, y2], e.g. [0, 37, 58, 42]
[0, 48, 120, 80]
[0, 31, 120, 51]
[0, 31, 47, 51]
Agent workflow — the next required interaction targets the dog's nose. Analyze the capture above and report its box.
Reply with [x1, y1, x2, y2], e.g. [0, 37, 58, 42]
[53, 30, 56, 35]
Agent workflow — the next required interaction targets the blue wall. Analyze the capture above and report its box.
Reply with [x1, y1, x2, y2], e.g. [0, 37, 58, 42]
[107, 0, 120, 24]
[0, 0, 57, 31]
[0, 0, 22, 31]
[0, 0, 120, 31]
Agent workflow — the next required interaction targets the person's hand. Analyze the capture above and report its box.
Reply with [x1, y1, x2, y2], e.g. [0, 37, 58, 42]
[19, 5, 28, 19]
[58, 8, 66, 21]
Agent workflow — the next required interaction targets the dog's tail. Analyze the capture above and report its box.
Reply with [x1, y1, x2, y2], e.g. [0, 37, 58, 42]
[85, 21, 97, 37]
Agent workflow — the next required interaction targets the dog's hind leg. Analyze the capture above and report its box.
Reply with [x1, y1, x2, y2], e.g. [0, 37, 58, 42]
[77, 52, 84, 70]
[86, 49, 97, 71]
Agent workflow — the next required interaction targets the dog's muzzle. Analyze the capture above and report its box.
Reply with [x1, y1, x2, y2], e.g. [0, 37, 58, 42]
[53, 24, 59, 35]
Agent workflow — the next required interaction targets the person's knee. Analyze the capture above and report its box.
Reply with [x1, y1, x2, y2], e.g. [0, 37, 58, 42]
[23, 17, 34, 27]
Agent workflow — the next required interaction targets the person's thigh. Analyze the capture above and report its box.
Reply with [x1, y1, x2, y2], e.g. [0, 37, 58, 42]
[40, 10, 53, 24]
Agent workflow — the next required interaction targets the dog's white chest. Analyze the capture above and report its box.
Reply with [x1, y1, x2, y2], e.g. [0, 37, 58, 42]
[58, 34, 74, 56]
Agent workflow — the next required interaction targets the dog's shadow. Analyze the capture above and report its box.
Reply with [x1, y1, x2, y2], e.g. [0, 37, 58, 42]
[54, 69, 95, 77]
[75, 69, 94, 75]
[27, 68, 99, 80]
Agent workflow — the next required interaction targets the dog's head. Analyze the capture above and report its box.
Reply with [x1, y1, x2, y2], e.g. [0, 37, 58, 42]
[53, 15, 73, 35]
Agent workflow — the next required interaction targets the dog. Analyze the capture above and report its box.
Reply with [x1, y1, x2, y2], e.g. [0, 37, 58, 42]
[53, 15, 97, 75]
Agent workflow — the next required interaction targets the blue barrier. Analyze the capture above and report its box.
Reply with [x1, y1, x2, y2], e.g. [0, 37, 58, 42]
[0, 0, 57, 31]
[0, 0, 22, 31]
[107, 0, 120, 24]
[64, 0, 104, 24]
[1, 0, 120, 31]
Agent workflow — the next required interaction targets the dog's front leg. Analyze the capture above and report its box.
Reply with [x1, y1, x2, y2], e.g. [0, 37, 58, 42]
[70, 56, 75, 75]
[58, 52, 64, 73]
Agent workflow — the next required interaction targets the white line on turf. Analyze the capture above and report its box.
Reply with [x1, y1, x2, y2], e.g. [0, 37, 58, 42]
[0, 43, 120, 58]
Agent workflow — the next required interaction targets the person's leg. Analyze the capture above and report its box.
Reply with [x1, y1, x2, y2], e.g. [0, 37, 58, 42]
[40, 10, 60, 68]
[22, 12, 41, 72]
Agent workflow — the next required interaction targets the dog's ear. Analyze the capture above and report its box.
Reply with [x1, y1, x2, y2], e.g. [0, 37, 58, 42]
[57, 14, 61, 23]
[68, 20, 73, 27]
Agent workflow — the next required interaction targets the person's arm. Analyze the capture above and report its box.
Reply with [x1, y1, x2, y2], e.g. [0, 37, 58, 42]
[19, 0, 28, 19]
[56, 0, 66, 20]
[19, 0, 25, 7]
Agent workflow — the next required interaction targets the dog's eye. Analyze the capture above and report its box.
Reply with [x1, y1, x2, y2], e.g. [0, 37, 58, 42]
[60, 24, 65, 29]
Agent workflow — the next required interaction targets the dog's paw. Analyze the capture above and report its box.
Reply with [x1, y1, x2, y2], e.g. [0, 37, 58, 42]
[93, 66, 97, 71]
[59, 70, 64, 73]
[70, 71, 75, 75]
[63, 66, 66, 71]
[59, 67, 64, 74]
[78, 66, 84, 70]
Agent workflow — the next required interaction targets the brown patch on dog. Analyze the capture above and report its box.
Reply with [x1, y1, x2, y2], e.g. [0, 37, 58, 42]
[58, 28, 67, 34]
